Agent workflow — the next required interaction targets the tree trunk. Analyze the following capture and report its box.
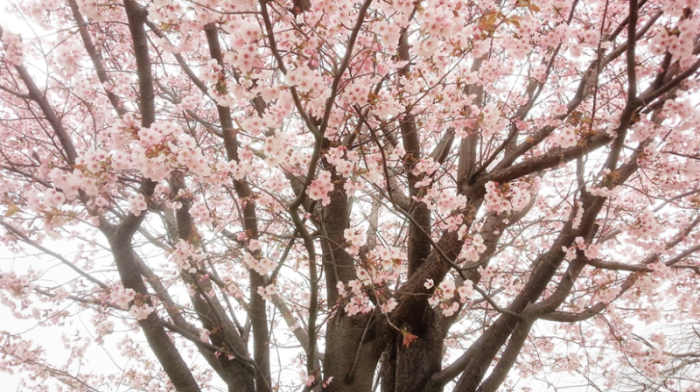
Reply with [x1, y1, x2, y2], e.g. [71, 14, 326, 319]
[381, 308, 444, 392]
[324, 312, 381, 392]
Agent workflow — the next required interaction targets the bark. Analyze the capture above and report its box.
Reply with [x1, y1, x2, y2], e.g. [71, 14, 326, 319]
[324, 313, 382, 392]
[400, 108, 432, 276]
[99, 3, 202, 391]
[204, 23, 272, 390]
[382, 309, 444, 392]
[456, 59, 483, 185]
[107, 228, 202, 392]
[172, 173, 257, 392]
[319, 171, 357, 305]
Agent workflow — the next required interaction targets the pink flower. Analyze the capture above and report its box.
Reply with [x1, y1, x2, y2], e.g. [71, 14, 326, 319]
[584, 244, 601, 259]
[257, 284, 276, 301]
[109, 286, 135, 309]
[442, 301, 459, 317]
[306, 170, 335, 206]
[380, 298, 397, 314]
[439, 280, 455, 300]
[458, 281, 474, 302]
[128, 194, 148, 216]
[323, 377, 334, 388]
[248, 239, 260, 252]
[129, 304, 154, 320]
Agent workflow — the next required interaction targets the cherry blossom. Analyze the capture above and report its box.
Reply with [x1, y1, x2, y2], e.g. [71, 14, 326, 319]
[0, 0, 699, 391]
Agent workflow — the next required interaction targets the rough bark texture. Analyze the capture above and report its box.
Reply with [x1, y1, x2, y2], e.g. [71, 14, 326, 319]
[324, 313, 381, 392]
[382, 308, 444, 392]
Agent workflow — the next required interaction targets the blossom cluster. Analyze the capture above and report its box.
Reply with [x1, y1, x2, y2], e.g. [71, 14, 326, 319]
[373, 246, 405, 271]
[108, 120, 222, 182]
[427, 279, 475, 317]
[343, 228, 366, 255]
[94, 318, 115, 337]
[0, 270, 37, 298]
[380, 298, 398, 314]
[648, 17, 700, 60]
[480, 102, 508, 138]
[306, 170, 335, 206]
[108, 286, 135, 310]
[0, 29, 24, 65]
[632, 209, 662, 238]
[225, 23, 262, 73]
[169, 240, 205, 272]
[411, 157, 441, 188]
[458, 233, 487, 263]
[484, 181, 533, 214]
[128, 194, 148, 216]
[189, 201, 213, 226]
[551, 125, 579, 148]
[336, 245, 405, 316]
[355, 258, 404, 290]
[129, 304, 155, 321]
[563, 236, 602, 260]
[324, 147, 359, 178]
[47, 167, 100, 201]
[215, 157, 251, 181]
[337, 280, 373, 317]
[587, 184, 619, 197]
[242, 252, 278, 276]
[257, 284, 276, 301]
[262, 131, 289, 167]
[199, 59, 233, 106]
[25, 189, 66, 212]
[421, 186, 467, 216]
[1, 337, 41, 364]
[285, 66, 325, 94]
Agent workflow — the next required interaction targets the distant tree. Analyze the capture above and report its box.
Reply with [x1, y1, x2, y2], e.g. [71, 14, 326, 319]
[1, 0, 700, 391]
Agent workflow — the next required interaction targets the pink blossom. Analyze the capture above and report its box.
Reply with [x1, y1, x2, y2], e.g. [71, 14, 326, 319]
[306, 170, 335, 206]
[380, 298, 397, 314]
[129, 304, 154, 320]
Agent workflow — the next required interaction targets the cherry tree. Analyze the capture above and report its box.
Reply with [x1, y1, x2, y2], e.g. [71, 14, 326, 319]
[1, 0, 700, 391]
[612, 323, 700, 391]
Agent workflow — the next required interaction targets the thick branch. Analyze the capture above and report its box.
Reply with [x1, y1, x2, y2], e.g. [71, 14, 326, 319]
[475, 317, 535, 392]
[203, 24, 271, 389]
